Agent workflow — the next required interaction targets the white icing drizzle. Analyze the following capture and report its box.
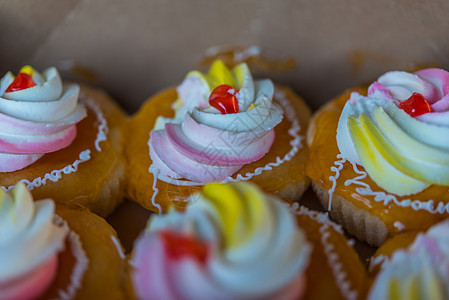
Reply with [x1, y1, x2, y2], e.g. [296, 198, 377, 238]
[327, 153, 345, 211]
[82, 97, 108, 152]
[287, 204, 358, 300]
[148, 89, 303, 213]
[150, 168, 163, 214]
[369, 254, 388, 273]
[328, 153, 449, 215]
[110, 235, 126, 260]
[319, 225, 357, 300]
[224, 91, 302, 183]
[52, 215, 89, 300]
[1, 150, 91, 193]
[394, 221, 406, 231]
[287, 202, 344, 233]
[0, 95, 108, 193]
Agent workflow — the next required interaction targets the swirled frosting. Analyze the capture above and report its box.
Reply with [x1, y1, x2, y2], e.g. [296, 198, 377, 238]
[336, 68, 449, 196]
[149, 60, 283, 182]
[0, 66, 86, 172]
[368, 220, 449, 300]
[0, 183, 68, 300]
[131, 182, 311, 300]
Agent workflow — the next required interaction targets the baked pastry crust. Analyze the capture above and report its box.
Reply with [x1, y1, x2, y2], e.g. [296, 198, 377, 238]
[307, 88, 449, 246]
[126, 85, 311, 212]
[37, 204, 127, 299]
[0, 84, 127, 217]
[288, 203, 368, 300]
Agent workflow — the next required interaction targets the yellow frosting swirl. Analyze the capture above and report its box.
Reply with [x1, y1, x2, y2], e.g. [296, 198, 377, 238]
[142, 182, 311, 299]
[338, 91, 449, 196]
[368, 221, 449, 300]
[0, 183, 68, 281]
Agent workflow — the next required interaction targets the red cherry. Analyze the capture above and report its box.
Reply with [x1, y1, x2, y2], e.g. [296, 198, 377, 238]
[5, 72, 36, 93]
[209, 84, 239, 114]
[398, 92, 433, 117]
[160, 230, 208, 264]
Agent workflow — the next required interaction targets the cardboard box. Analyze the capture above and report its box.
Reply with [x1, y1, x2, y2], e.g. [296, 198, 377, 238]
[2, 1, 449, 295]
[3, 0, 449, 113]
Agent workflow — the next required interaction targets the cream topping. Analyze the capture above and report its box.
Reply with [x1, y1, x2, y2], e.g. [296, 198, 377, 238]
[368, 220, 449, 300]
[0, 67, 86, 172]
[132, 182, 311, 300]
[0, 67, 85, 124]
[149, 89, 302, 214]
[0, 183, 68, 281]
[1, 97, 108, 193]
[149, 60, 283, 183]
[336, 68, 449, 196]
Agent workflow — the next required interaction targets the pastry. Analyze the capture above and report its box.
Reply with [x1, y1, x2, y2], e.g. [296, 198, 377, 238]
[128, 182, 367, 300]
[307, 68, 449, 246]
[368, 219, 449, 299]
[0, 66, 127, 216]
[126, 59, 311, 213]
[0, 183, 127, 299]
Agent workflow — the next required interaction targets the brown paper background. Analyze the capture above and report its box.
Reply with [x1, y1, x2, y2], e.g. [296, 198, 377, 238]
[2, 0, 449, 113]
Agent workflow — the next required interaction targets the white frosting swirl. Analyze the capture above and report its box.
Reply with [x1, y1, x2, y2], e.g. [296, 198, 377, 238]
[0, 183, 68, 281]
[368, 220, 449, 300]
[0, 67, 85, 122]
[132, 182, 311, 300]
[0, 67, 87, 172]
[336, 69, 449, 196]
[149, 62, 283, 183]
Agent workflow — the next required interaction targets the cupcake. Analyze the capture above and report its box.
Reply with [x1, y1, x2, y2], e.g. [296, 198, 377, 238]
[126, 59, 311, 213]
[0, 182, 126, 299]
[368, 219, 449, 299]
[307, 68, 449, 246]
[0, 66, 127, 216]
[128, 182, 367, 300]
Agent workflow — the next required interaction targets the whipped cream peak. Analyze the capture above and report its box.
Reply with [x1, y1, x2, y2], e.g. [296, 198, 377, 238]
[336, 90, 388, 165]
[0, 182, 68, 282]
[132, 182, 311, 300]
[368, 249, 448, 300]
[411, 220, 449, 257]
[369, 71, 428, 101]
[150, 60, 283, 183]
[0, 180, 35, 244]
[174, 60, 268, 119]
[2, 67, 63, 103]
[337, 68, 449, 196]
[0, 66, 87, 172]
[369, 68, 449, 105]
[368, 220, 449, 300]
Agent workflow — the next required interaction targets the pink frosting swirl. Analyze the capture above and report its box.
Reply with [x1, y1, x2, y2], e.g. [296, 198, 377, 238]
[337, 68, 449, 196]
[0, 255, 58, 300]
[0, 183, 68, 299]
[132, 232, 305, 300]
[131, 182, 310, 300]
[148, 63, 283, 183]
[368, 68, 449, 125]
[368, 220, 449, 300]
[0, 67, 86, 172]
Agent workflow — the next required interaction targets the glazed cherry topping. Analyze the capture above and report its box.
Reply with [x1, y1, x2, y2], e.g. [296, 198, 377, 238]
[209, 84, 239, 114]
[160, 230, 208, 264]
[5, 73, 36, 93]
[398, 92, 433, 117]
